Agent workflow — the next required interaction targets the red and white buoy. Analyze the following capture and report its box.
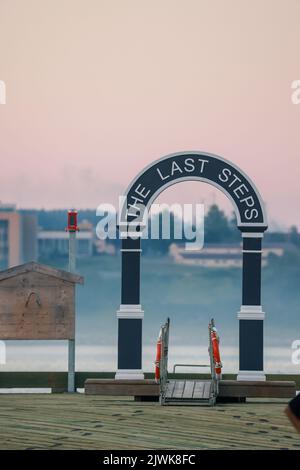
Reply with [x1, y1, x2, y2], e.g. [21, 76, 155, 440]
[210, 321, 222, 380]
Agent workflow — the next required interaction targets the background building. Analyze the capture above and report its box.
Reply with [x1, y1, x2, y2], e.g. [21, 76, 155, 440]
[0, 203, 38, 269]
[169, 242, 290, 268]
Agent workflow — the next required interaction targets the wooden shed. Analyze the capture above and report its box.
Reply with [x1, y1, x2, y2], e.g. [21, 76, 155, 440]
[0, 262, 83, 341]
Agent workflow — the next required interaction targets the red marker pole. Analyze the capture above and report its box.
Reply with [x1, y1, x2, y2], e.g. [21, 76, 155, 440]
[66, 210, 79, 392]
[67, 210, 79, 273]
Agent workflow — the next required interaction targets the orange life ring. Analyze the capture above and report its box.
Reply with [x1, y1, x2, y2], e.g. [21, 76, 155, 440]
[155, 334, 162, 382]
[211, 328, 222, 378]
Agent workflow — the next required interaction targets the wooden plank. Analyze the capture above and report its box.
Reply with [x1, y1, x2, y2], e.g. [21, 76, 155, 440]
[85, 380, 159, 396]
[182, 381, 195, 399]
[0, 394, 297, 450]
[219, 380, 296, 398]
[193, 381, 205, 399]
[165, 381, 175, 398]
[172, 380, 185, 398]
[86, 379, 156, 385]
[203, 381, 212, 399]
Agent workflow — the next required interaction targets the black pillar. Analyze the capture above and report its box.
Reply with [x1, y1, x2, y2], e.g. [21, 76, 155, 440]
[238, 232, 265, 381]
[242, 236, 262, 306]
[116, 235, 144, 380]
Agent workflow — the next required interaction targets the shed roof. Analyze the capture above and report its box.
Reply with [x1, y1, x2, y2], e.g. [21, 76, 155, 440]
[0, 262, 84, 284]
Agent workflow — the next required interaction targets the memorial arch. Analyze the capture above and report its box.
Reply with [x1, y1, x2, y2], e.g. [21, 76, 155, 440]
[115, 151, 268, 381]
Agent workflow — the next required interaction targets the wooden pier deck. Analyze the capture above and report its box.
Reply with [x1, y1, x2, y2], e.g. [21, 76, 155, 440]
[0, 394, 299, 450]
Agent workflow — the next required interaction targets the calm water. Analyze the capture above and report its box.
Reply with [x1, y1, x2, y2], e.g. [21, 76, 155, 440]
[1, 342, 299, 375]
[1, 254, 299, 376]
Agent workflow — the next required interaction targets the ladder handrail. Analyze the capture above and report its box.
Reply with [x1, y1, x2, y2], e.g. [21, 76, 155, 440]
[172, 364, 210, 373]
[159, 317, 170, 393]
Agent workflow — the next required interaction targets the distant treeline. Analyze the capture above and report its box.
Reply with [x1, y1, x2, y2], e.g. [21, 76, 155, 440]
[22, 205, 300, 255]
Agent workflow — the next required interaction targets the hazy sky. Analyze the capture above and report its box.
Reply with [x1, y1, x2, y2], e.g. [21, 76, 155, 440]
[0, 0, 299, 229]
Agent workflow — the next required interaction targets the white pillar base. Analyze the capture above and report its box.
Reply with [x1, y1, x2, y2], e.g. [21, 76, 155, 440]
[117, 304, 144, 319]
[115, 369, 144, 380]
[237, 305, 265, 320]
[237, 370, 266, 381]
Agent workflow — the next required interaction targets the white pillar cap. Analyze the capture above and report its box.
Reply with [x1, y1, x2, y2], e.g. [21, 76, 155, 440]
[237, 305, 265, 320]
[117, 304, 144, 319]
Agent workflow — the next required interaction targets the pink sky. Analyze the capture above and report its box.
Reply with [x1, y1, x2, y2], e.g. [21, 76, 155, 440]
[0, 0, 299, 229]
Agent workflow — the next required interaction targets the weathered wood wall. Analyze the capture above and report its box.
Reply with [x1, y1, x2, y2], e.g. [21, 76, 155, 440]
[0, 271, 75, 340]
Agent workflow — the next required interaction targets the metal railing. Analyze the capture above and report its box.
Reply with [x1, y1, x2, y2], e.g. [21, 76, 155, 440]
[172, 364, 210, 373]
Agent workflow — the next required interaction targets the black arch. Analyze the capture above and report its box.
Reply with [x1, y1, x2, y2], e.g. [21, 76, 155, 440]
[120, 151, 267, 230]
[116, 151, 268, 381]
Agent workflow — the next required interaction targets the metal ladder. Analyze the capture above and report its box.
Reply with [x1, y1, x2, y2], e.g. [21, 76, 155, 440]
[158, 318, 219, 406]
